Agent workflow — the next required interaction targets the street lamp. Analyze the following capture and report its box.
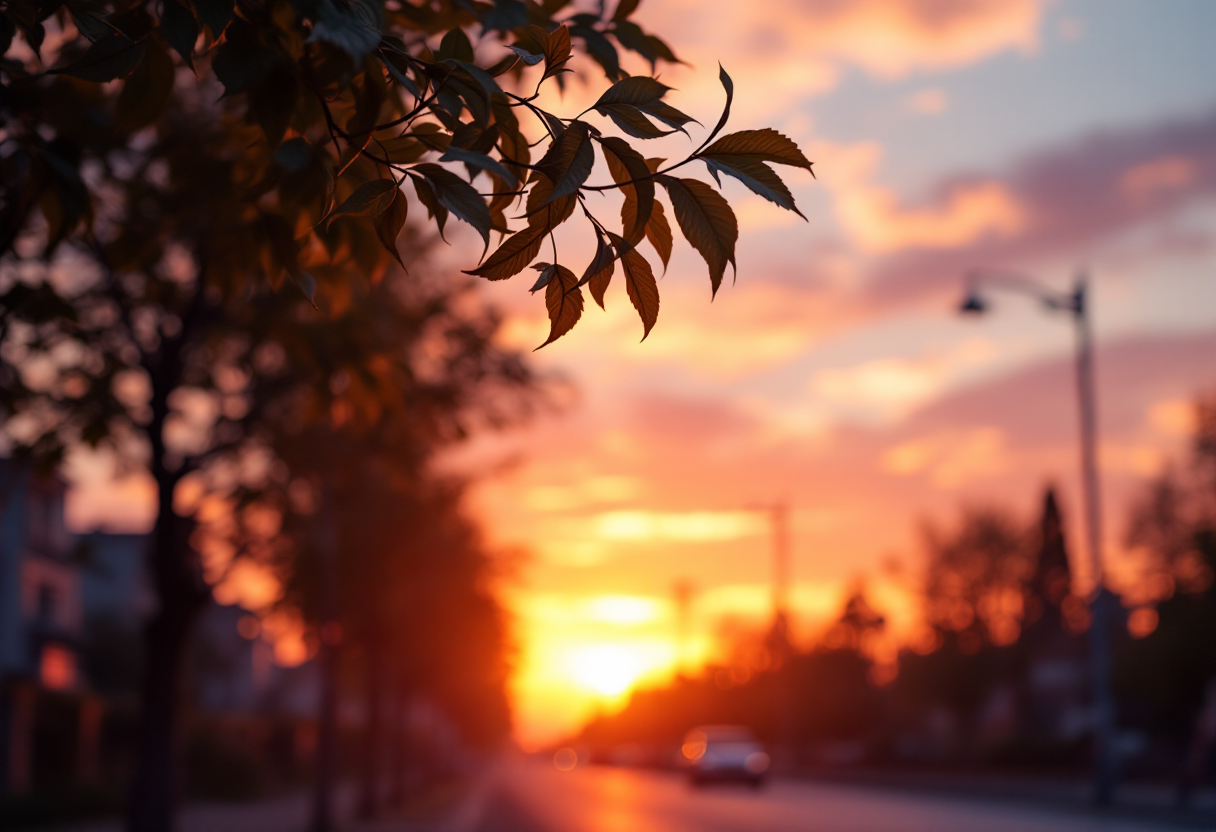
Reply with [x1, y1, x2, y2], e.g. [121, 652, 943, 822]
[957, 268, 1117, 807]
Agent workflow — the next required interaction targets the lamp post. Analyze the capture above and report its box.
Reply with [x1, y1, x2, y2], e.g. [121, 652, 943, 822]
[958, 268, 1116, 806]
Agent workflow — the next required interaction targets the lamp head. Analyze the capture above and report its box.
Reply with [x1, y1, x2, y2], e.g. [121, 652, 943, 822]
[959, 291, 987, 315]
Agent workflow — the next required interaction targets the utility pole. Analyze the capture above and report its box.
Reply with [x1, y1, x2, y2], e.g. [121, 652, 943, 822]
[960, 269, 1117, 806]
[753, 502, 795, 771]
[672, 579, 696, 678]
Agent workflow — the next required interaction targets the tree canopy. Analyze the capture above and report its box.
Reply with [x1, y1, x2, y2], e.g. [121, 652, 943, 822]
[1, 0, 813, 347]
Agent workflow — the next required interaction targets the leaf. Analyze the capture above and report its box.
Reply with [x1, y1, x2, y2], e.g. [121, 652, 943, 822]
[534, 121, 595, 202]
[465, 224, 546, 280]
[538, 265, 583, 348]
[601, 136, 654, 243]
[523, 175, 577, 229]
[702, 156, 804, 218]
[55, 34, 145, 81]
[581, 228, 616, 308]
[593, 76, 695, 137]
[529, 262, 556, 292]
[411, 176, 448, 238]
[597, 105, 674, 140]
[703, 64, 734, 148]
[373, 188, 409, 270]
[700, 128, 814, 172]
[613, 0, 640, 21]
[274, 138, 314, 171]
[508, 44, 543, 65]
[262, 212, 303, 283]
[608, 232, 659, 339]
[211, 21, 273, 97]
[622, 196, 671, 271]
[438, 146, 518, 188]
[250, 62, 299, 147]
[412, 163, 492, 250]
[307, 0, 384, 64]
[159, 0, 198, 69]
[534, 23, 572, 80]
[610, 20, 680, 71]
[377, 134, 428, 164]
[437, 27, 474, 63]
[192, 0, 233, 36]
[114, 40, 175, 131]
[326, 179, 398, 227]
[573, 24, 622, 81]
[659, 176, 738, 297]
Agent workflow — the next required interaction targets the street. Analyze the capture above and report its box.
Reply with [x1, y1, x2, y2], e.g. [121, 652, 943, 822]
[471, 760, 1200, 832]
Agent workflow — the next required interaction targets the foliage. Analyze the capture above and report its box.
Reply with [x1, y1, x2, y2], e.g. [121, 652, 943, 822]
[919, 507, 1032, 650]
[1, 0, 813, 348]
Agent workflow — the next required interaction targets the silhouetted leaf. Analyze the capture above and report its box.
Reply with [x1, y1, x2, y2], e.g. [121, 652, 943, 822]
[613, 0, 640, 21]
[533, 23, 571, 80]
[593, 76, 694, 137]
[702, 155, 803, 218]
[601, 136, 653, 242]
[538, 264, 582, 348]
[622, 197, 671, 271]
[250, 62, 299, 146]
[659, 176, 737, 296]
[412, 163, 491, 250]
[578, 227, 614, 293]
[700, 128, 813, 171]
[534, 121, 594, 201]
[159, 0, 198, 69]
[703, 64, 734, 147]
[523, 175, 577, 229]
[192, 0, 232, 36]
[307, 0, 384, 64]
[274, 138, 314, 172]
[437, 27, 473, 63]
[465, 224, 546, 280]
[373, 188, 409, 270]
[327, 179, 398, 227]
[610, 20, 679, 70]
[211, 21, 273, 97]
[439, 146, 519, 188]
[115, 41, 174, 130]
[573, 24, 621, 81]
[411, 176, 448, 238]
[529, 262, 556, 292]
[56, 33, 144, 81]
[608, 232, 658, 339]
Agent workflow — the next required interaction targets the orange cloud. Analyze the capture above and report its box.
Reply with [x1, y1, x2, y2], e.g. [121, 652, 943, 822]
[1120, 156, 1198, 200]
[820, 141, 1025, 252]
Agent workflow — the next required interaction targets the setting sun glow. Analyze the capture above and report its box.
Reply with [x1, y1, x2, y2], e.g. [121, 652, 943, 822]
[568, 644, 654, 697]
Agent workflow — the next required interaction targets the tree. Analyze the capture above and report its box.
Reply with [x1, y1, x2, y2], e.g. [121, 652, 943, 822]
[0, 113, 532, 829]
[240, 267, 535, 824]
[2, 0, 814, 349]
[3, 3, 812, 828]
[919, 507, 1032, 652]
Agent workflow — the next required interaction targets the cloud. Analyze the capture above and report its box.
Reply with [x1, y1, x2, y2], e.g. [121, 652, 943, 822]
[816, 140, 1025, 253]
[906, 88, 950, 115]
[864, 107, 1216, 304]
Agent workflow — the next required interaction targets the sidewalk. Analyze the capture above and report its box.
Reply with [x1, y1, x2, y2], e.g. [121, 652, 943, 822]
[800, 768, 1216, 829]
[46, 781, 489, 832]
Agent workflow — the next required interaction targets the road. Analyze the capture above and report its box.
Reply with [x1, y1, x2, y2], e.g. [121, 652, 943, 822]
[470, 760, 1194, 832]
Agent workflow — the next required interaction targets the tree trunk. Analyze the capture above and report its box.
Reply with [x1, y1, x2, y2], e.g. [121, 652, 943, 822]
[357, 633, 384, 819]
[127, 491, 208, 832]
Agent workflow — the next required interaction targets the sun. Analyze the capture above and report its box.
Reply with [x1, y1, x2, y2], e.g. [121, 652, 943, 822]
[568, 644, 646, 697]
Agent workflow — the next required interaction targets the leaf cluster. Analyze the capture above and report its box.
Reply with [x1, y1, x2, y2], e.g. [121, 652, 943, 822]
[2, 0, 813, 347]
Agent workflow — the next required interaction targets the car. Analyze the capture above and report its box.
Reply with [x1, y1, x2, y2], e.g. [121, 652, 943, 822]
[681, 725, 770, 787]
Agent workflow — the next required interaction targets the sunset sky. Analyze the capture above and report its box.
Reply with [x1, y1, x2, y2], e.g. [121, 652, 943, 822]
[65, 0, 1216, 750]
